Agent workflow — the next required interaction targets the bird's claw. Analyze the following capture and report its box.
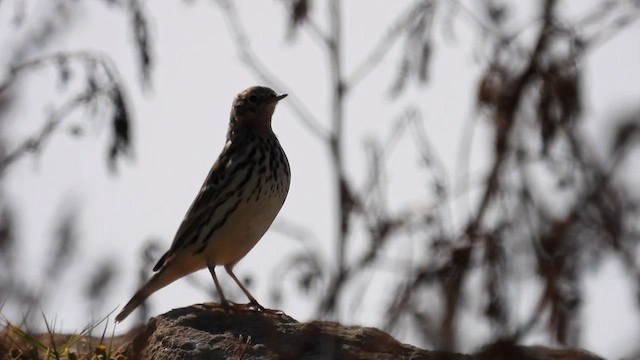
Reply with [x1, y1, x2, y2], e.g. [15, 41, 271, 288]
[221, 301, 284, 315]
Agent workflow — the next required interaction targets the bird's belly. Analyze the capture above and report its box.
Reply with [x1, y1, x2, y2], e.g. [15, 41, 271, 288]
[203, 194, 286, 265]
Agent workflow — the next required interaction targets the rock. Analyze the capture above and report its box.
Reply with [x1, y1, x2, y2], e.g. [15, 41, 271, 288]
[115, 303, 604, 360]
[119, 303, 468, 360]
[475, 340, 605, 360]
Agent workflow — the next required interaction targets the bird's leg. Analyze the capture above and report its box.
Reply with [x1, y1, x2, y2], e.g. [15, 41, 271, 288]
[224, 265, 266, 311]
[207, 262, 231, 311]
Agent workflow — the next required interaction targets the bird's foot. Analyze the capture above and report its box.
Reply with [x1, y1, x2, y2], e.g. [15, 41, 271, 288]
[218, 300, 241, 313]
[242, 301, 284, 315]
[211, 300, 283, 315]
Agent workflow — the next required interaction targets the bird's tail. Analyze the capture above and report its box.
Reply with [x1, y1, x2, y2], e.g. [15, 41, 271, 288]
[115, 262, 195, 323]
[115, 287, 151, 323]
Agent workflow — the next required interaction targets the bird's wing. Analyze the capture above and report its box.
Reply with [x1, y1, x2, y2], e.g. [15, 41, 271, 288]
[153, 140, 245, 271]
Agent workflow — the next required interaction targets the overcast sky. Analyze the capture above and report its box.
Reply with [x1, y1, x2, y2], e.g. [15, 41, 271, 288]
[2, 0, 640, 358]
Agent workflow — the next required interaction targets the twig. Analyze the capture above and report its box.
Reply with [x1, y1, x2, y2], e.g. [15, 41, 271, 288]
[278, 0, 331, 47]
[0, 92, 92, 175]
[315, 0, 357, 317]
[434, 0, 560, 349]
[0, 51, 127, 175]
[0, 51, 116, 95]
[346, 0, 434, 91]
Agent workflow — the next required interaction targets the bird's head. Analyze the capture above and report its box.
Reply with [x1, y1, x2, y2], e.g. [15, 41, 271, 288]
[229, 86, 287, 136]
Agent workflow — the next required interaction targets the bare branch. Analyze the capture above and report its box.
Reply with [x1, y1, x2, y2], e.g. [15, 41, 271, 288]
[278, 0, 331, 47]
[0, 51, 132, 175]
[129, 0, 154, 87]
[0, 51, 118, 94]
[0, 94, 89, 174]
[346, 0, 435, 91]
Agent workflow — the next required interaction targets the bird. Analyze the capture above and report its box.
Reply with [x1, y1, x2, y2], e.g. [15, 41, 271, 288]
[115, 86, 291, 322]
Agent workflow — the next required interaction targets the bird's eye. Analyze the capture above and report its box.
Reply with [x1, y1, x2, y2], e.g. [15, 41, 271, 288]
[248, 95, 258, 104]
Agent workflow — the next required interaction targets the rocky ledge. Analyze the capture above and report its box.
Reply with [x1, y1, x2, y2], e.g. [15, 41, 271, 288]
[113, 303, 603, 360]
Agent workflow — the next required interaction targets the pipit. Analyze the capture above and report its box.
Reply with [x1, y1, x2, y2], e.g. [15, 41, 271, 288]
[115, 86, 290, 322]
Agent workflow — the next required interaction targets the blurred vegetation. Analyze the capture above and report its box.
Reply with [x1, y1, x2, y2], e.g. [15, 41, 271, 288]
[0, 0, 141, 330]
[0, 312, 120, 360]
[1, 0, 639, 357]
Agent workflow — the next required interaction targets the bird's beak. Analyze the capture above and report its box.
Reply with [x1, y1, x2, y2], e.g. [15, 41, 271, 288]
[276, 93, 288, 101]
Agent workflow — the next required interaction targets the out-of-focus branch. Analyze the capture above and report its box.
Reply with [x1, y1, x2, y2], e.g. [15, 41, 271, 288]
[128, 0, 153, 87]
[434, 0, 559, 350]
[468, 0, 558, 234]
[317, 106, 448, 317]
[316, 0, 352, 316]
[213, 0, 329, 142]
[0, 93, 90, 175]
[345, 0, 434, 91]
[0, 51, 117, 93]
[578, 0, 640, 47]
[0, 51, 132, 175]
[278, 0, 331, 47]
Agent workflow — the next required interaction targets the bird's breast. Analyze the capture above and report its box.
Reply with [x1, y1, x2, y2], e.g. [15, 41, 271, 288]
[201, 138, 290, 265]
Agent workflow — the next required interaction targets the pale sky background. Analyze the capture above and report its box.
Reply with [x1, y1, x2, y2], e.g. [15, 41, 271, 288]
[2, 0, 640, 358]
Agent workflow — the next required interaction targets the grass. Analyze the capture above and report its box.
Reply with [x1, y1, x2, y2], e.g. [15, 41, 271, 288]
[0, 310, 127, 360]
